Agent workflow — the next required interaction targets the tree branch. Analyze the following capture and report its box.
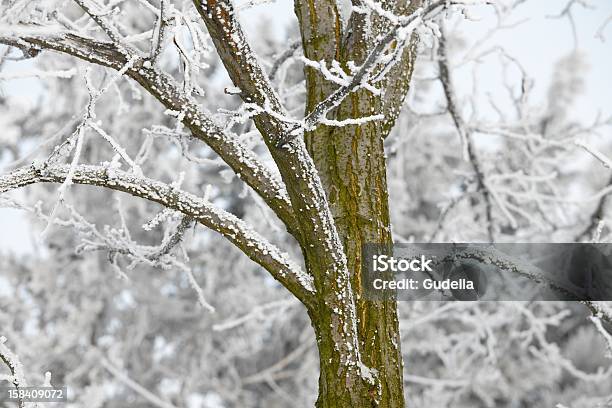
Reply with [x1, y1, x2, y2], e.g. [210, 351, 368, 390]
[345, 0, 422, 135]
[97, 351, 179, 408]
[576, 174, 612, 241]
[191, 0, 349, 272]
[444, 246, 612, 324]
[0, 28, 300, 237]
[149, 0, 169, 64]
[148, 215, 195, 261]
[281, 0, 454, 145]
[0, 337, 27, 408]
[192, 0, 369, 373]
[73, 0, 132, 51]
[0, 164, 315, 308]
[269, 40, 301, 82]
[438, 31, 495, 243]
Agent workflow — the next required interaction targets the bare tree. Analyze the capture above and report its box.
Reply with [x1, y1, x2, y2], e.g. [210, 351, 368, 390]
[1, 0, 611, 407]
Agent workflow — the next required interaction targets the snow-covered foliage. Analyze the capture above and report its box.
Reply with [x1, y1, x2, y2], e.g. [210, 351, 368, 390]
[0, 0, 611, 407]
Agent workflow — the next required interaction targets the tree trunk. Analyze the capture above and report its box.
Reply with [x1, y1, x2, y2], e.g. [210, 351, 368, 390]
[294, 2, 420, 406]
[305, 99, 405, 408]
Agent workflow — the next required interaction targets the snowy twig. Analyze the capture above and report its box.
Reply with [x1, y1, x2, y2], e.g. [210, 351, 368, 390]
[269, 40, 301, 81]
[212, 298, 298, 331]
[576, 174, 612, 241]
[97, 352, 178, 408]
[149, 0, 169, 64]
[73, 0, 133, 52]
[148, 215, 194, 261]
[575, 139, 612, 169]
[176, 261, 216, 313]
[0, 336, 27, 408]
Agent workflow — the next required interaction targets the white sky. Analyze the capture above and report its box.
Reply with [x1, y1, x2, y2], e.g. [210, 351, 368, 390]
[1, 0, 611, 254]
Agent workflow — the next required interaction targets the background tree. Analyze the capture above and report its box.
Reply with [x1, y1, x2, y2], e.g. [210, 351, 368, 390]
[1, 0, 612, 407]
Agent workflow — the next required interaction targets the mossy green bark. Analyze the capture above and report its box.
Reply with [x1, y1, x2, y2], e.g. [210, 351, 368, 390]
[295, 1, 420, 406]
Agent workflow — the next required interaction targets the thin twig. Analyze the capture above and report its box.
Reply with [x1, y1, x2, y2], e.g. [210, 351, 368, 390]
[269, 40, 301, 81]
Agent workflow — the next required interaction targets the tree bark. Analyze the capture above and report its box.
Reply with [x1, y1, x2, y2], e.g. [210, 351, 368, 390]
[305, 97, 406, 408]
[295, 1, 420, 406]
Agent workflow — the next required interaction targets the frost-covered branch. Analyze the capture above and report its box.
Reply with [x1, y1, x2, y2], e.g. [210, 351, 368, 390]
[583, 301, 612, 327]
[149, 0, 169, 64]
[193, 0, 378, 380]
[0, 336, 27, 408]
[577, 174, 612, 241]
[269, 40, 301, 81]
[192, 0, 291, 145]
[73, 0, 133, 51]
[575, 139, 612, 169]
[438, 31, 495, 242]
[445, 246, 612, 324]
[97, 351, 179, 408]
[23, 199, 216, 311]
[0, 27, 300, 237]
[0, 164, 315, 307]
[279, 0, 486, 146]
[149, 215, 195, 261]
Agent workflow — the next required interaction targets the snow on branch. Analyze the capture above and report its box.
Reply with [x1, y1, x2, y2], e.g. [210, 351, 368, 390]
[0, 164, 316, 305]
[212, 298, 299, 332]
[444, 246, 612, 325]
[438, 30, 495, 242]
[97, 351, 179, 408]
[89, 122, 142, 175]
[0, 24, 299, 235]
[0, 28, 300, 237]
[20, 195, 217, 312]
[193, 0, 378, 377]
[149, 0, 169, 64]
[0, 336, 53, 408]
[0, 336, 27, 394]
[575, 139, 612, 169]
[73, 0, 134, 53]
[319, 114, 385, 127]
[0, 28, 130, 69]
[278, 0, 491, 146]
